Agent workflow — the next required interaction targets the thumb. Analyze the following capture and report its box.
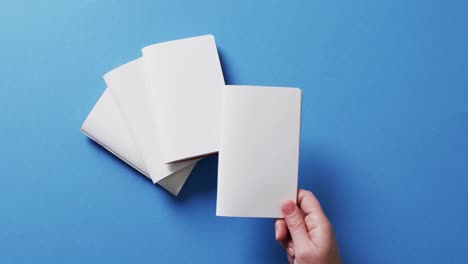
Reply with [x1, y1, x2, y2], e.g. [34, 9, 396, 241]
[281, 200, 310, 246]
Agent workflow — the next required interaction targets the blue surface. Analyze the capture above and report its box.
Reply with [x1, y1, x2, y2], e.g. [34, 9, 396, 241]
[1, 0, 467, 263]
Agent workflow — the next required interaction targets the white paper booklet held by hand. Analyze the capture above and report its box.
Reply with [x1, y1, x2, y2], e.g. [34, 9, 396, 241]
[216, 85, 302, 218]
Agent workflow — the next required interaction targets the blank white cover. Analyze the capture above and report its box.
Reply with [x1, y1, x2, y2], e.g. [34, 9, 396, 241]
[80, 89, 197, 196]
[142, 35, 225, 163]
[216, 85, 302, 218]
[104, 58, 197, 183]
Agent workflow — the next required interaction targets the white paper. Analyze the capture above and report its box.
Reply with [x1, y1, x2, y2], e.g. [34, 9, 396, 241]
[142, 35, 225, 163]
[80, 89, 197, 196]
[216, 85, 302, 218]
[104, 58, 197, 183]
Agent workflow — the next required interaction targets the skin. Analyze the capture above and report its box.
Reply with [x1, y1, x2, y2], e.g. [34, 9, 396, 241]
[275, 189, 342, 264]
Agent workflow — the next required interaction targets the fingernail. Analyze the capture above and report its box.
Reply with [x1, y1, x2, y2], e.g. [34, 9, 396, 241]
[287, 246, 295, 257]
[281, 201, 296, 216]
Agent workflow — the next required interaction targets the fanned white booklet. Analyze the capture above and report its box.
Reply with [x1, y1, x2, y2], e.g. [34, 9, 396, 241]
[104, 58, 198, 183]
[81, 89, 197, 196]
[142, 35, 225, 163]
[217, 85, 302, 218]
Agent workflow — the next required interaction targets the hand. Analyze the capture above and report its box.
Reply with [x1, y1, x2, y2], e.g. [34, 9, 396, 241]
[275, 189, 342, 264]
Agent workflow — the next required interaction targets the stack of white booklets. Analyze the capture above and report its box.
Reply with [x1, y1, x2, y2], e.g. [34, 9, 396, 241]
[81, 35, 302, 218]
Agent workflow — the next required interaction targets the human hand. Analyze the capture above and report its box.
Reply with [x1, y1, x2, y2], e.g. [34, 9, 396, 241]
[275, 189, 342, 264]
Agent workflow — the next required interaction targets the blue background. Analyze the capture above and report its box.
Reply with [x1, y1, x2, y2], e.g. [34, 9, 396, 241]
[1, 0, 467, 263]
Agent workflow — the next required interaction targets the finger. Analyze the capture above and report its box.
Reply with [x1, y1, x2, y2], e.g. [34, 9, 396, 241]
[298, 189, 330, 227]
[298, 190, 333, 244]
[281, 200, 310, 245]
[297, 189, 325, 217]
[277, 234, 295, 260]
[275, 219, 288, 241]
[280, 239, 291, 250]
[286, 242, 295, 259]
[281, 239, 295, 259]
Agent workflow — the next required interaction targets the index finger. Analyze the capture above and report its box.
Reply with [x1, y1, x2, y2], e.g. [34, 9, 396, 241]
[297, 189, 326, 218]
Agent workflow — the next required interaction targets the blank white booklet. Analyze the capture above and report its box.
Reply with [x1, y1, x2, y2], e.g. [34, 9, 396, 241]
[80, 89, 197, 196]
[142, 35, 225, 163]
[103, 58, 198, 183]
[216, 85, 302, 218]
